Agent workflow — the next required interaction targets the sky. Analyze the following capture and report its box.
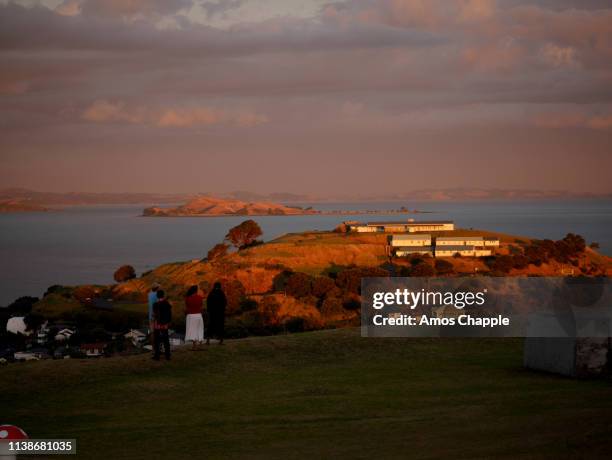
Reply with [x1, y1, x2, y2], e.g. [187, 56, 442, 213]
[0, 0, 611, 195]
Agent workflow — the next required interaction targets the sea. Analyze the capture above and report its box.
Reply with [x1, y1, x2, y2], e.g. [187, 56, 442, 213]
[0, 200, 610, 306]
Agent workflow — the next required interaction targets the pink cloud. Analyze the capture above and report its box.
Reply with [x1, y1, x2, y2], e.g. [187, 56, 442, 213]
[81, 100, 268, 128]
[533, 112, 612, 130]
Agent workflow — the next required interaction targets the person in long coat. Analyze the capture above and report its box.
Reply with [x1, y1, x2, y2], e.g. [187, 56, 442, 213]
[206, 282, 227, 345]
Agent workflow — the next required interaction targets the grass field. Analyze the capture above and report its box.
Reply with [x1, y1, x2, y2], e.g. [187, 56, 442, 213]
[3, 329, 612, 459]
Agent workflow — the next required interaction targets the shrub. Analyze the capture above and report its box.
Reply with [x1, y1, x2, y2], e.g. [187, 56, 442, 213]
[219, 279, 246, 315]
[7, 296, 39, 314]
[260, 296, 281, 324]
[286, 272, 314, 298]
[512, 254, 530, 270]
[336, 267, 389, 294]
[284, 316, 305, 333]
[312, 276, 336, 298]
[72, 286, 97, 305]
[492, 255, 514, 273]
[113, 265, 136, 283]
[409, 263, 435, 277]
[272, 270, 294, 292]
[342, 294, 361, 310]
[225, 220, 263, 249]
[590, 242, 600, 250]
[207, 243, 229, 261]
[333, 223, 348, 233]
[434, 259, 454, 275]
[239, 297, 258, 313]
[320, 296, 344, 316]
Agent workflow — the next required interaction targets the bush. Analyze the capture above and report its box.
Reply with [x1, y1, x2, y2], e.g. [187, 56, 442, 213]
[320, 297, 344, 316]
[409, 263, 435, 277]
[342, 294, 361, 311]
[7, 296, 39, 314]
[207, 243, 229, 261]
[285, 272, 314, 298]
[312, 276, 336, 298]
[335, 267, 389, 294]
[239, 297, 258, 313]
[333, 223, 348, 233]
[272, 270, 294, 292]
[72, 286, 97, 305]
[512, 254, 530, 270]
[113, 265, 136, 283]
[284, 316, 305, 333]
[260, 296, 281, 324]
[434, 259, 454, 275]
[491, 255, 514, 274]
[218, 279, 247, 315]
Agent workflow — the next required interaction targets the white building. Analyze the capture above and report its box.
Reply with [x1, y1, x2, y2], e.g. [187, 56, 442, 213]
[391, 234, 431, 247]
[436, 236, 484, 246]
[395, 246, 434, 257]
[348, 220, 454, 233]
[434, 245, 492, 257]
[54, 328, 75, 342]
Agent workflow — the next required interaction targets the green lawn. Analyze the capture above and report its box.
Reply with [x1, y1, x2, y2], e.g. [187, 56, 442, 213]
[3, 329, 612, 459]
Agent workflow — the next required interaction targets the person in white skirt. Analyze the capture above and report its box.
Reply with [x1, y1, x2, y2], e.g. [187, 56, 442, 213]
[184, 285, 204, 350]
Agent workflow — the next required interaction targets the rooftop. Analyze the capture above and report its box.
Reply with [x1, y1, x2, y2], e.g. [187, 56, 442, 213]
[436, 236, 483, 241]
[392, 234, 432, 240]
[364, 220, 454, 226]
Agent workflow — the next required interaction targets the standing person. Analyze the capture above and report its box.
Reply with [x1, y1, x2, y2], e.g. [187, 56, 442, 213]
[206, 282, 227, 345]
[152, 290, 172, 361]
[184, 285, 204, 350]
[148, 282, 160, 334]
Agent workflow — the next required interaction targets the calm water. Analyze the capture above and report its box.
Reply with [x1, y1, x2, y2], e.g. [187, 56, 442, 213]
[1, 200, 610, 306]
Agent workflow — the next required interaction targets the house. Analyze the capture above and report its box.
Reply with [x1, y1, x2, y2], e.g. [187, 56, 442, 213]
[80, 342, 109, 357]
[54, 328, 75, 342]
[35, 322, 50, 344]
[14, 351, 39, 361]
[435, 236, 499, 247]
[169, 332, 185, 347]
[395, 246, 434, 257]
[434, 245, 492, 257]
[29, 347, 51, 359]
[124, 329, 148, 346]
[390, 234, 431, 247]
[347, 220, 455, 233]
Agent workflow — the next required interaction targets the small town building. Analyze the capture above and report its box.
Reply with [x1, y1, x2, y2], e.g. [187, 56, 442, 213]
[483, 237, 500, 247]
[54, 328, 75, 342]
[390, 234, 431, 247]
[436, 236, 485, 246]
[347, 220, 455, 233]
[395, 246, 434, 257]
[80, 343, 109, 358]
[124, 329, 148, 346]
[434, 245, 493, 257]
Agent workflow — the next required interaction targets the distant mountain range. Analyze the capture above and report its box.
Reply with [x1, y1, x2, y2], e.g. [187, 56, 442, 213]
[0, 188, 609, 213]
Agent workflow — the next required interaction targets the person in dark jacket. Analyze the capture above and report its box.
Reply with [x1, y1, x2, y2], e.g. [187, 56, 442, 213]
[153, 290, 172, 360]
[206, 282, 227, 345]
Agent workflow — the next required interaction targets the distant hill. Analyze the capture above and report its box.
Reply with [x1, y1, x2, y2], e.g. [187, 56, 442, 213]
[0, 198, 49, 213]
[0, 188, 194, 207]
[143, 195, 318, 217]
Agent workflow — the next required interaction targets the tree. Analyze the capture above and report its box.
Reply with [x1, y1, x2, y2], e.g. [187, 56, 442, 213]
[312, 276, 336, 298]
[590, 242, 600, 250]
[225, 220, 263, 249]
[285, 272, 314, 298]
[113, 265, 136, 283]
[512, 254, 530, 270]
[207, 243, 229, 261]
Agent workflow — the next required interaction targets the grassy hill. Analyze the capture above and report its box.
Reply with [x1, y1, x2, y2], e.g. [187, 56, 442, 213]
[2, 329, 612, 459]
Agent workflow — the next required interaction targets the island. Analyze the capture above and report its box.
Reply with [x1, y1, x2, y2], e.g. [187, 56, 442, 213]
[143, 196, 319, 216]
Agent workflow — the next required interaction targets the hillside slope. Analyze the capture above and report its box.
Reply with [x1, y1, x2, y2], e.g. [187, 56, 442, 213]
[2, 329, 612, 459]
